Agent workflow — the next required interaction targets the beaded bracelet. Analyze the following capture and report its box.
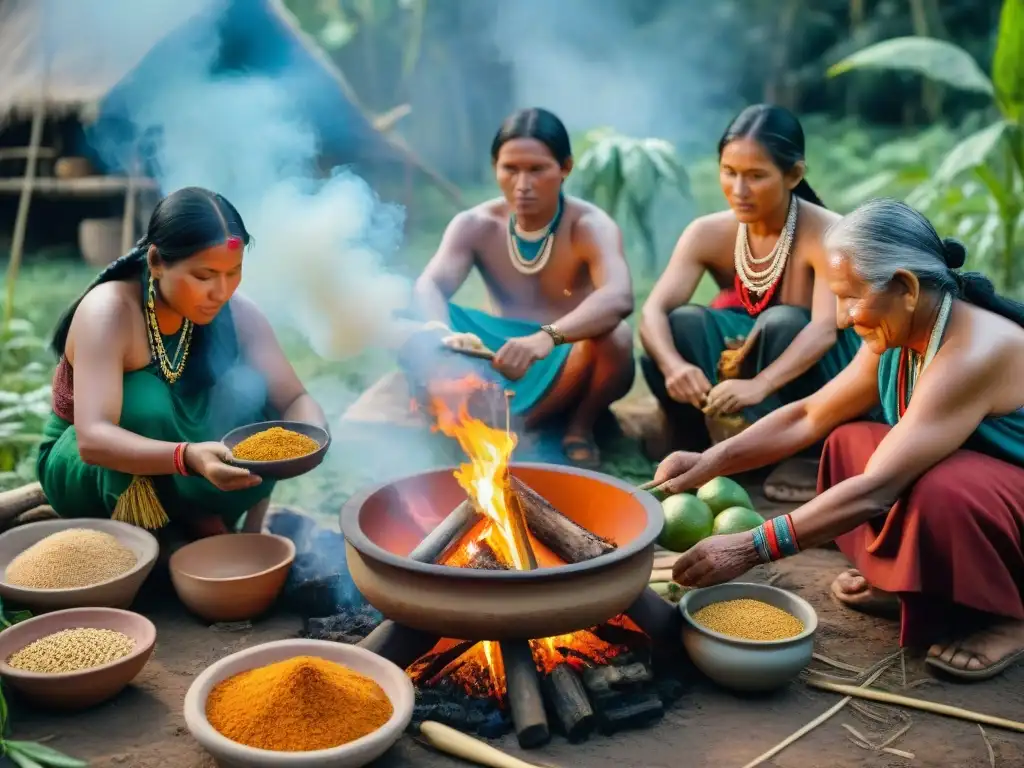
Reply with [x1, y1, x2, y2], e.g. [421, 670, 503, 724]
[751, 514, 800, 563]
[172, 442, 190, 477]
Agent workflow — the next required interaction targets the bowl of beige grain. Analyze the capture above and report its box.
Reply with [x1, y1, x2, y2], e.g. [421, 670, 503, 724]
[0, 519, 159, 613]
[679, 582, 818, 692]
[0, 606, 157, 709]
[184, 639, 414, 768]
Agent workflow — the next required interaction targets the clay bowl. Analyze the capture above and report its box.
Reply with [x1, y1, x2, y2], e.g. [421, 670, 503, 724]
[0, 518, 159, 613]
[170, 534, 295, 623]
[222, 420, 330, 480]
[184, 638, 414, 768]
[341, 463, 664, 641]
[679, 582, 818, 692]
[0, 607, 156, 710]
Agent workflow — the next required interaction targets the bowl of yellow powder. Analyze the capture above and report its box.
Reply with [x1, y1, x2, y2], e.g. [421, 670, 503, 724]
[678, 582, 818, 692]
[0, 606, 156, 710]
[0, 519, 159, 613]
[222, 421, 330, 480]
[184, 638, 414, 767]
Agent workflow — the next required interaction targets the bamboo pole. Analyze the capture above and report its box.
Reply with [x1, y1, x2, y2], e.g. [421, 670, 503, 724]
[805, 676, 1024, 734]
[3, 99, 46, 328]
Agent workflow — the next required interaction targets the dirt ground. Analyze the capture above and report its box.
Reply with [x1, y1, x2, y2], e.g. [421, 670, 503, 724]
[9, 484, 1024, 768]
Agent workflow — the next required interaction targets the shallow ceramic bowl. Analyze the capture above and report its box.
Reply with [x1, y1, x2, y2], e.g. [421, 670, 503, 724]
[222, 421, 330, 480]
[0, 518, 159, 613]
[184, 639, 414, 768]
[679, 582, 817, 692]
[0, 607, 156, 709]
[170, 534, 295, 623]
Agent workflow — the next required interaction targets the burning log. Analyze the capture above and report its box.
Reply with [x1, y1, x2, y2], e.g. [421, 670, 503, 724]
[504, 488, 538, 570]
[360, 496, 485, 666]
[542, 663, 595, 743]
[467, 541, 510, 571]
[500, 639, 550, 749]
[409, 500, 482, 563]
[411, 640, 477, 686]
[510, 477, 616, 563]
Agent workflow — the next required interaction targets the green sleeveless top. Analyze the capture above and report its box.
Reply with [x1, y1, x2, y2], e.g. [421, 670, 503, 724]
[878, 347, 1024, 467]
[37, 278, 276, 525]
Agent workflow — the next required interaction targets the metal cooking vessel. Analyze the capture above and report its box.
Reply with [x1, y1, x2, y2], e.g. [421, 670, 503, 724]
[341, 463, 663, 641]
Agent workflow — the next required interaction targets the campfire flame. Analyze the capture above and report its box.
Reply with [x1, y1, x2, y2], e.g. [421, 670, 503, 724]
[412, 378, 636, 700]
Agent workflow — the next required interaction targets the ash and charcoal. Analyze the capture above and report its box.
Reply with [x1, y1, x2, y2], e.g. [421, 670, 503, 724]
[411, 650, 685, 743]
[304, 607, 382, 644]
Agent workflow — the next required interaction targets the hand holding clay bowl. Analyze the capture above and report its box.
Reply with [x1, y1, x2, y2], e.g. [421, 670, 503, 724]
[0, 607, 156, 710]
[184, 639, 414, 768]
[222, 420, 330, 480]
[0, 518, 159, 613]
[678, 582, 817, 692]
[170, 533, 295, 623]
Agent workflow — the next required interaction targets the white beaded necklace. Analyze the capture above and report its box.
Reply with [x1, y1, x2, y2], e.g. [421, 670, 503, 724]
[507, 197, 563, 275]
[734, 195, 799, 295]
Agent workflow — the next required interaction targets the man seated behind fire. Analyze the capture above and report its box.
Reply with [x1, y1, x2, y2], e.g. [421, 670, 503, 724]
[409, 108, 635, 468]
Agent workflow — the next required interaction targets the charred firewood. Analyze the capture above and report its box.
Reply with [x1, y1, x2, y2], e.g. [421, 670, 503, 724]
[500, 639, 550, 749]
[358, 620, 440, 669]
[542, 663, 595, 743]
[593, 690, 664, 734]
[510, 477, 616, 563]
[409, 640, 478, 686]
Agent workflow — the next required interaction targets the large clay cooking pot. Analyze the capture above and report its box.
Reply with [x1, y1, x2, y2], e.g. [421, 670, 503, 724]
[341, 463, 663, 641]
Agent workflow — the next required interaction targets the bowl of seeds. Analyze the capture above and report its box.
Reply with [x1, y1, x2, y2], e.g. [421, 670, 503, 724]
[0, 519, 159, 613]
[0, 606, 157, 709]
[678, 582, 818, 692]
[222, 420, 330, 480]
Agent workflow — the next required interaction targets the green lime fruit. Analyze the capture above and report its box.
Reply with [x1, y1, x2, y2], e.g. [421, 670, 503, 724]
[712, 505, 766, 536]
[697, 476, 754, 516]
[659, 494, 714, 552]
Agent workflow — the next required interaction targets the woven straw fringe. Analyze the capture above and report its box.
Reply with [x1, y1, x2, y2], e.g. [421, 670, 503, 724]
[112, 476, 170, 530]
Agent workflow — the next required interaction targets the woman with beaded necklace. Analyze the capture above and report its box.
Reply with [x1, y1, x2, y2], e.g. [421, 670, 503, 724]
[640, 105, 861, 453]
[650, 198, 1024, 681]
[38, 186, 327, 537]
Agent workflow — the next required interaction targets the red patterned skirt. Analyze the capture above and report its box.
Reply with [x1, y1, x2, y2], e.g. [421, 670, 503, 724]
[820, 422, 1024, 647]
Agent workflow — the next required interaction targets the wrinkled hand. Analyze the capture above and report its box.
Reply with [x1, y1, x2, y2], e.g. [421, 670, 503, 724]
[672, 532, 761, 587]
[185, 442, 262, 492]
[704, 377, 768, 418]
[493, 332, 554, 381]
[663, 362, 711, 408]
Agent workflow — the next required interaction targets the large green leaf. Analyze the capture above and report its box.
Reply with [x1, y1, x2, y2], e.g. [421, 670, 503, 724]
[828, 37, 994, 96]
[933, 121, 1012, 184]
[993, 0, 1024, 120]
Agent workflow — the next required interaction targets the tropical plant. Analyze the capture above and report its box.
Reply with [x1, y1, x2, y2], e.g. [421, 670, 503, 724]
[0, 318, 52, 492]
[569, 128, 691, 276]
[827, 0, 1024, 292]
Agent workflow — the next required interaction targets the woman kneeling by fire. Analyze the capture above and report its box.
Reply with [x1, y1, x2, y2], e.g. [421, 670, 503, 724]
[651, 198, 1024, 682]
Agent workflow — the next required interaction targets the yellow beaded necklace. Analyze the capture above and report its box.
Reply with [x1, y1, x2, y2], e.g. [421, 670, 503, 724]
[144, 273, 193, 384]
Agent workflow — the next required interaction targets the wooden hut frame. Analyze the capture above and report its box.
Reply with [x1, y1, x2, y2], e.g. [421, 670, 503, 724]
[0, 0, 460, 325]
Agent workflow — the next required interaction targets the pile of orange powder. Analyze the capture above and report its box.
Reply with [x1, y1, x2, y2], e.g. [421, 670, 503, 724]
[206, 655, 393, 751]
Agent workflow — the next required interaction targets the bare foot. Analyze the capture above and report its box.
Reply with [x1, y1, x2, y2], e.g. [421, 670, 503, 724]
[829, 568, 900, 618]
[563, 432, 601, 469]
[926, 620, 1024, 680]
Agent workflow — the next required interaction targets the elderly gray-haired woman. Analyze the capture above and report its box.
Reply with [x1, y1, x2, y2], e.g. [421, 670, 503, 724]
[650, 198, 1024, 681]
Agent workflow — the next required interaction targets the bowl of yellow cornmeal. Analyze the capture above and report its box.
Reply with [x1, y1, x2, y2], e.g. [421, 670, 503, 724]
[222, 420, 330, 480]
[678, 582, 817, 692]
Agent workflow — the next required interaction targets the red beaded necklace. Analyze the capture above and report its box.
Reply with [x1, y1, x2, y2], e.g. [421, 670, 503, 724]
[734, 273, 782, 316]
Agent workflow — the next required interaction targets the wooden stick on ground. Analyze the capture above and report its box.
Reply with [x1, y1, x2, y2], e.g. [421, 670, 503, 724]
[741, 652, 899, 768]
[510, 476, 616, 563]
[500, 638, 550, 749]
[805, 676, 1024, 734]
[416, 721, 553, 768]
